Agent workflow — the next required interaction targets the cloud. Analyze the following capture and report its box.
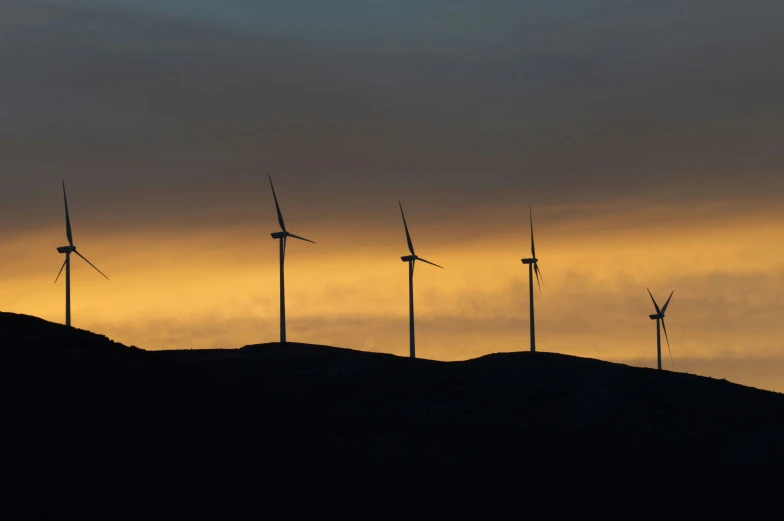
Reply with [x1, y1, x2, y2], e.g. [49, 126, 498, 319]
[2, 1, 784, 235]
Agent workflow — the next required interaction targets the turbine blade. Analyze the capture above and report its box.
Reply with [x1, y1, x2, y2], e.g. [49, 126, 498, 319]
[268, 175, 287, 233]
[74, 250, 109, 280]
[288, 233, 316, 244]
[62, 180, 73, 247]
[647, 288, 662, 315]
[661, 317, 674, 369]
[54, 259, 67, 284]
[417, 257, 444, 269]
[399, 201, 415, 256]
[534, 262, 542, 291]
[283, 235, 287, 260]
[661, 291, 674, 314]
[529, 204, 536, 259]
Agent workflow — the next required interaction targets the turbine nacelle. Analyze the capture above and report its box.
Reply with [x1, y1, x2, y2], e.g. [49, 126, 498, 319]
[270, 230, 315, 243]
[649, 313, 663, 320]
[401, 255, 417, 262]
[57, 246, 76, 254]
[521, 257, 538, 264]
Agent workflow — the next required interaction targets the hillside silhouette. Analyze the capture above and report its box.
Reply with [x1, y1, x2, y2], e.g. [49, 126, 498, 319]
[2, 312, 782, 520]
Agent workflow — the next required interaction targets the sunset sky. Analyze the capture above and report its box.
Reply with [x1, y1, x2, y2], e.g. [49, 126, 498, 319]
[2, 1, 784, 392]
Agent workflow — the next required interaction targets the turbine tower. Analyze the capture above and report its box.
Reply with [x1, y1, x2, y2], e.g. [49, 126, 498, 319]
[398, 201, 443, 359]
[521, 205, 543, 352]
[54, 180, 109, 327]
[268, 175, 315, 344]
[647, 288, 674, 370]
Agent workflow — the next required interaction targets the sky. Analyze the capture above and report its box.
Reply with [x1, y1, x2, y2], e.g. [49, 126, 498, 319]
[2, 1, 784, 392]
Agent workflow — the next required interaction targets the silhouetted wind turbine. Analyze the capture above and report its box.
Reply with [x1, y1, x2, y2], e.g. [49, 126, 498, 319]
[54, 180, 109, 327]
[521, 205, 542, 352]
[268, 175, 315, 344]
[399, 201, 443, 359]
[647, 288, 674, 370]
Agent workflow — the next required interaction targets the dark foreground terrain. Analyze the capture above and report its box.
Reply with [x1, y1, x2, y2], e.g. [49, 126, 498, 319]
[2, 312, 783, 520]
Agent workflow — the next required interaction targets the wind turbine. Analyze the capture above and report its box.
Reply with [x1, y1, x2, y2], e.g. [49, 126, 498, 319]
[521, 205, 542, 352]
[54, 180, 109, 327]
[647, 288, 674, 370]
[399, 201, 443, 359]
[268, 175, 315, 344]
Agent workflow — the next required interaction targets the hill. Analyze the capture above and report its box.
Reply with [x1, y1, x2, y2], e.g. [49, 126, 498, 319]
[2, 312, 783, 520]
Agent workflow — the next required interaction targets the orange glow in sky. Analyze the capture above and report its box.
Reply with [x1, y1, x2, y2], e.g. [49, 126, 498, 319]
[2, 200, 783, 393]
